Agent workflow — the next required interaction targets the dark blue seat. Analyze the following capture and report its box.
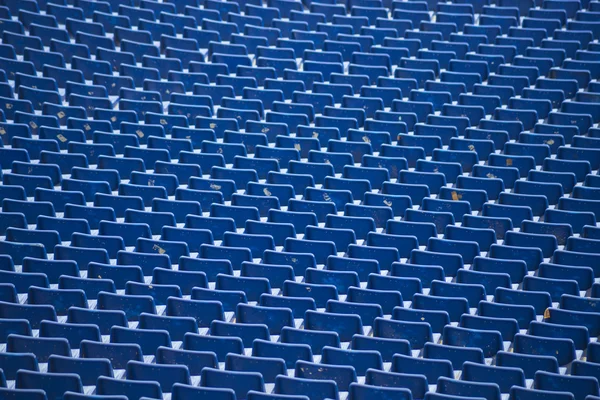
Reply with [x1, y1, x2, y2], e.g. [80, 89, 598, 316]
[509, 387, 574, 400]
[425, 342, 484, 372]
[126, 360, 190, 392]
[392, 353, 453, 383]
[96, 376, 162, 400]
[535, 372, 599, 400]
[436, 377, 501, 400]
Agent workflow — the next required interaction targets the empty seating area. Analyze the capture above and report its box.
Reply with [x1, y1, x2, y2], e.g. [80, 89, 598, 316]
[2, 0, 600, 399]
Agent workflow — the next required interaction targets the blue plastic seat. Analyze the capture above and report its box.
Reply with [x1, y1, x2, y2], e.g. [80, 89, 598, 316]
[199, 368, 265, 400]
[47, 354, 111, 386]
[210, 319, 270, 349]
[373, 317, 432, 349]
[110, 325, 171, 357]
[154, 348, 216, 378]
[0, 300, 58, 331]
[478, 298, 536, 330]
[392, 354, 453, 384]
[180, 331, 241, 365]
[97, 290, 155, 321]
[473, 257, 527, 282]
[96, 376, 162, 400]
[509, 387, 574, 400]
[0, 243, 48, 273]
[15, 370, 83, 400]
[0, 352, 38, 383]
[426, 344, 485, 375]
[535, 372, 599, 400]
[189, 286, 245, 313]
[27, 285, 87, 316]
[412, 292, 469, 322]
[126, 360, 191, 393]
[293, 360, 356, 393]
[273, 375, 338, 400]
[281, 280, 338, 310]
[436, 377, 501, 400]
[7, 334, 70, 363]
[350, 336, 409, 366]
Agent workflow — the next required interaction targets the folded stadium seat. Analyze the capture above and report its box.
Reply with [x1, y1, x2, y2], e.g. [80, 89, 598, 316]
[457, 270, 500, 299]
[4, 225, 60, 254]
[125, 272, 180, 299]
[151, 267, 207, 295]
[503, 231, 558, 258]
[15, 370, 82, 400]
[201, 368, 266, 400]
[535, 371, 599, 400]
[297, 360, 359, 394]
[524, 273, 581, 300]
[0, 293, 56, 328]
[58, 266, 115, 296]
[165, 291, 224, 325]
[47, 354, 111, 387]
[117, 250, 171, 278]
[529, 320, 589, 352]
[515, 334, 575, 365]
[519, 223, 572, 250]
[126, 360, 191, 393]
[18, 250, 75, 280]
[93, 187, 142, 213]
[171, 385, 239, 400]
[392, 353, 453, 384]
[510, 387, 577, 400]
[459, 310, 518, 342]
[235, 302, 292, 334]
[160, 226, 213, 252]
[96, 376, 162, 400]
[422, 192, 471, 217]
[159, 11, 196, 34]
[436, 377, 501, 400]
[241, 262, 295, 287]
[371, 315, 433, 349]
[353, 383, 413, 400]
[4, 32, 43, 58]
[513, 180, 564, 205]
[523, 128, 569, 154]
[109, 324, 172, 357]
[430, 278, 485, 306]
[210, 319, 270, 349]
[157, 345, 219, 376]
[418, 49, 457, 71]
[522, 87, 566, 110]
[424, 343, 485, 373]
[393, 305, 449, 336]
[412, 292, 469, 323]
[0, 350, 38, 383]
[80, 340, 142, 368]
[304, 267, 360, 295]
[389, 260, 443, 289]
[479, 294, 539, 329]
[547, 206, 598, 233]
[183, 324, 237, 360]
[498, 192, 548, 218]
[228, 13, 263, 32]
[27, 285, 86, 315]
[543, 308, 600, 340]
[97, 291, 155, 321]
[87, 259, 144, 289]
[224, 354, 286, 386]
[243, 219, 295, 247]
[6, 334, 70, 364]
